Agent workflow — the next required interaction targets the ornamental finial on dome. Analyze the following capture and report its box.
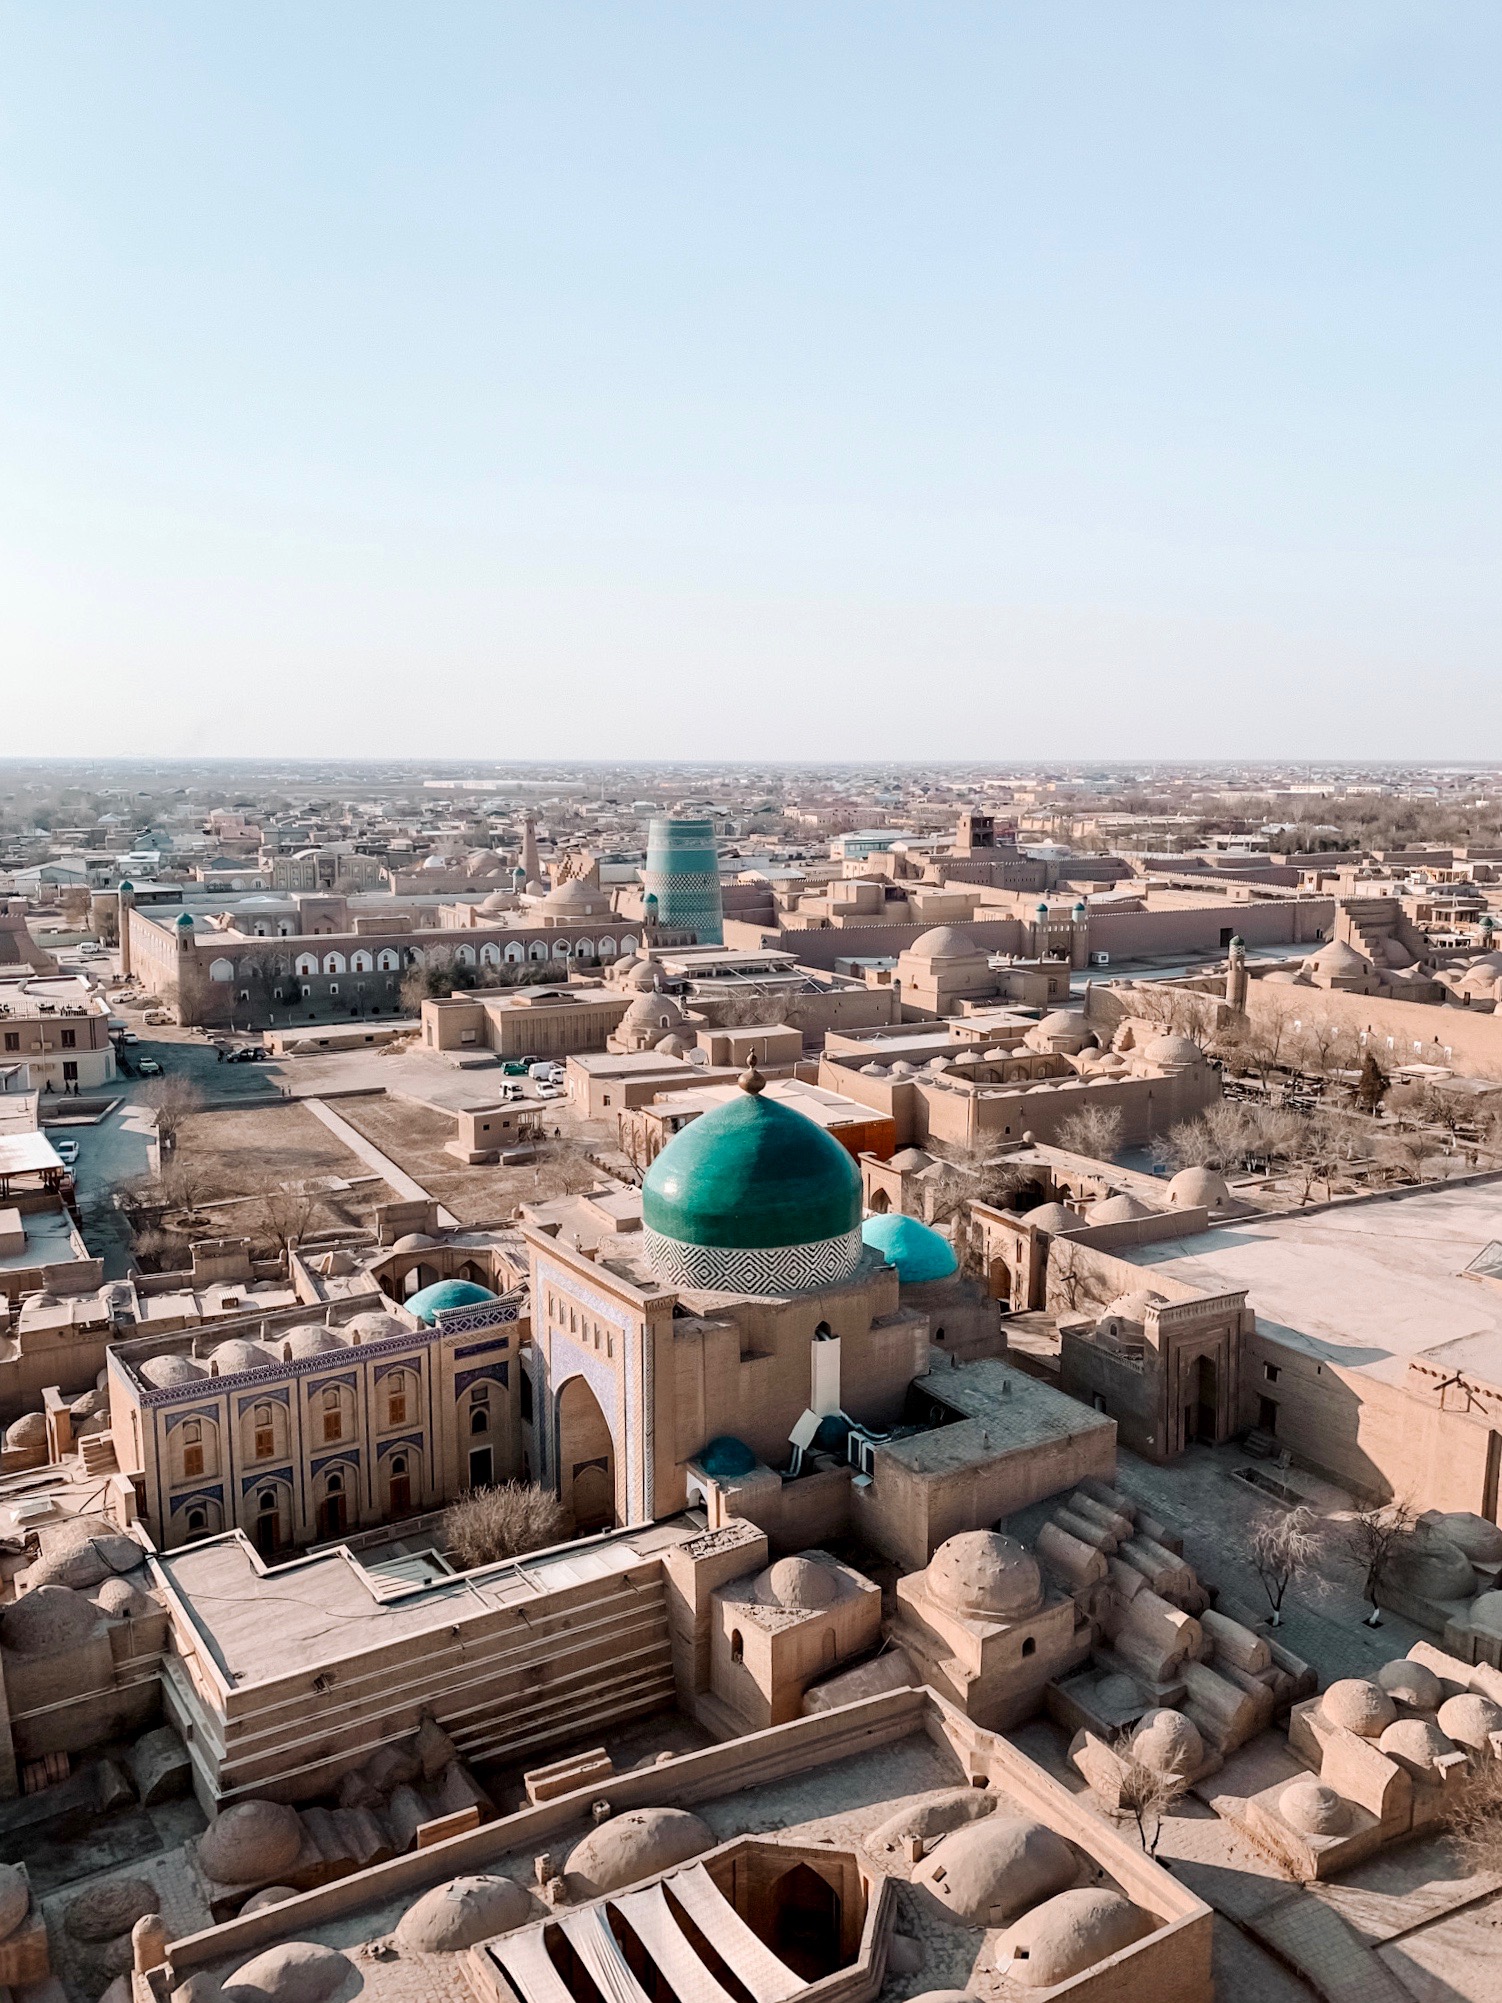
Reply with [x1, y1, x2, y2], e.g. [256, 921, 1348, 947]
[739, 1059, 766, 1095]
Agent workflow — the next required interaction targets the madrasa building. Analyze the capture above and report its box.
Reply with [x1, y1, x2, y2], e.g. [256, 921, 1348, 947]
[521, 1063, 1112, 1565]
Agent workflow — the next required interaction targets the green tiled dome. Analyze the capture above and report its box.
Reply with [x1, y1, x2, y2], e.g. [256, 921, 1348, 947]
[644, 1082, 860, 1251]
[406, 1279, 495, 1325]
[861, 1212, 958, 1283]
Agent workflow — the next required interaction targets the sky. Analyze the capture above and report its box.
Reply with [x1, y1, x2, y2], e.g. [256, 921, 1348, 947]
[1, 3, 1499, 762]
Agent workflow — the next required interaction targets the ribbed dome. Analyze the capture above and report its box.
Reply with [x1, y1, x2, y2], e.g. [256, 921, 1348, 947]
[643, 1080, 861, 1256]
[407, 1279, 496, 1325]
[861, 1213, 958, 1283]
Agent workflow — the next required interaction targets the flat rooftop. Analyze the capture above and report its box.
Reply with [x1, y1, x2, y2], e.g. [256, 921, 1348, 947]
[0, 976, 108, 1020]
[153, 1518, 699, 1688]
[1121, 1176, 1502, 1388]
[882, 1357, 1115, 1476]
[0, 1203, 86, 1273]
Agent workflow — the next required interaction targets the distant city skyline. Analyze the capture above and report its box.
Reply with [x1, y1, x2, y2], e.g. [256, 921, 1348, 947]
[4, 4, 1498, 758]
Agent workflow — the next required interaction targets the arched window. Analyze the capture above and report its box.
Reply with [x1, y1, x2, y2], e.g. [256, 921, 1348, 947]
[529, 941, 548, 961]
[385, 1371, 410, 1428]
[479, 942, 500, 965]
[552, 938, 570, 959]
[469, 1382, 492, 1435]
[253, 1403, 275, 1458]
[575, 939, 594, 961]
[377, 948, 399, 971]
[730, 1629, 744, 1663]
[326, 1471, 342, 1493]
[323, 952, 346, 974]
[295, 952, 317, 976]
[258, 1488, 278, 1513]
[455, 944, 475, 966]
[504, 941, 524, 963]
[180, 1419, 205, 1479]
[598, 936, 616, 959]
[351, 949, 373, 972]
[322, 1385, 344, 1443]
[209, 957, 235, 982]
[390, 1453, 407, 1477]
[187, 1508, 207, 1535]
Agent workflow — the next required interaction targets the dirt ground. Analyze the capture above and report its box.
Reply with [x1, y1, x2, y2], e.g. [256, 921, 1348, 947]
[160, 1102, 396, 1249]
[335, 1093, 623, 1227]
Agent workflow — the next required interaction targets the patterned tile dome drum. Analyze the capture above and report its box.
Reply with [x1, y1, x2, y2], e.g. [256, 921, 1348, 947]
[642, 1074, 863, 1294]
[643, 817, 724, 945]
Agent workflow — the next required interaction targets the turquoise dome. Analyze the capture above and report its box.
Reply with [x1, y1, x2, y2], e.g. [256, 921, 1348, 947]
[644, 1086, 860, 1251]
[642, 1071, 863, 1294]
[697, 1436, 757, 1478]
[861, 1213, 958, 1284]
[406, 1279, 496, 1325]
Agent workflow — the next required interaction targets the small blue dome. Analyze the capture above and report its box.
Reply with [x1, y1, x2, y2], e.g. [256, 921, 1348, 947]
[175, 911, 196, 930]
[406, 1278, 496, 1325]
[812, 1412, 851, 1454]
[697, 1435, 757, 1478]
[861, 1213, 959, 1284]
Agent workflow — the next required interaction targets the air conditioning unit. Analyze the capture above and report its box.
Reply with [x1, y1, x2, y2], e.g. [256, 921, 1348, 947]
[1090, 951, 1111, 967]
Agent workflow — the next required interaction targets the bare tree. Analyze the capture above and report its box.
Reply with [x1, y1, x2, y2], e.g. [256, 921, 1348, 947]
[1345, 1497, 1417, 1626]
[443, 1482, 568, 1569]
[140, 1076, 203, 1153]
[1148, 1119, 1219, 1174]
[1247, 1505, 1325, 1626]
[157, 1160, 211, 1223]
[253, 1185, 317, 1263]
[533, 1133, 602, 1198]
[1055, 1105, 1125, 1162]
[1047, 1236, 1112, 1317]
[1355, 1051, 1390, 1114]
[1112, 1742, 1188, 1857]
[1444, 1756, 1502, 1873]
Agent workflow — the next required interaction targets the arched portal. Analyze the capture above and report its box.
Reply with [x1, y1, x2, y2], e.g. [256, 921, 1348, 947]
[556, 1374, 616, 1533]
[768, 1865, 843, 1982]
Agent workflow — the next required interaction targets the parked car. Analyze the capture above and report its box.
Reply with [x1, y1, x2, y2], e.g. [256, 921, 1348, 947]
[136, 1056, 163, 1076]
[52, 1139, 79, 1166]
[120, 1029, 139, 1044]
[143, 1009, 174, 1025]
[535, 1083, 562, 1100]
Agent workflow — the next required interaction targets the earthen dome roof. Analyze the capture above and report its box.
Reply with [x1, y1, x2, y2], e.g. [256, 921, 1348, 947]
[1279, 1781, 1350, 1835]
[394, 1875, 531, 1953]
[211, 1338, 272, 1375]
[1376, 1658, 1444, 1708]
[760, 1555, 842, 1611]
[0, 1584, 100, 1656]
[1130, 1708, 1204, 1776]
[1377, 1716, 1454, 1774]
[1320, 1678, 1396, 1737]
[908, 927, 978, 960]
[199, 1800, 304, 1885]
[1165, 1166, 1230, 1210]
[140, 1354, 207, 1388]
[1000, 1888, 1152, 1989]
[1434, 1511, 1502, 1565]
[912, 1816, 1075, 1927]
[925, 1531, 1043, 1620]
[1436, 1692, 1502, 1749]
[565, 1807, 713, 1897]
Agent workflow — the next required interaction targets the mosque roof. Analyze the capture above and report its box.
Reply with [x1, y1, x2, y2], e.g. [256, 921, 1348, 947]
[406, 1279, 497, 1325]
[642, 1067, 862, 1251]
[861, 1212, 958, 1284]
